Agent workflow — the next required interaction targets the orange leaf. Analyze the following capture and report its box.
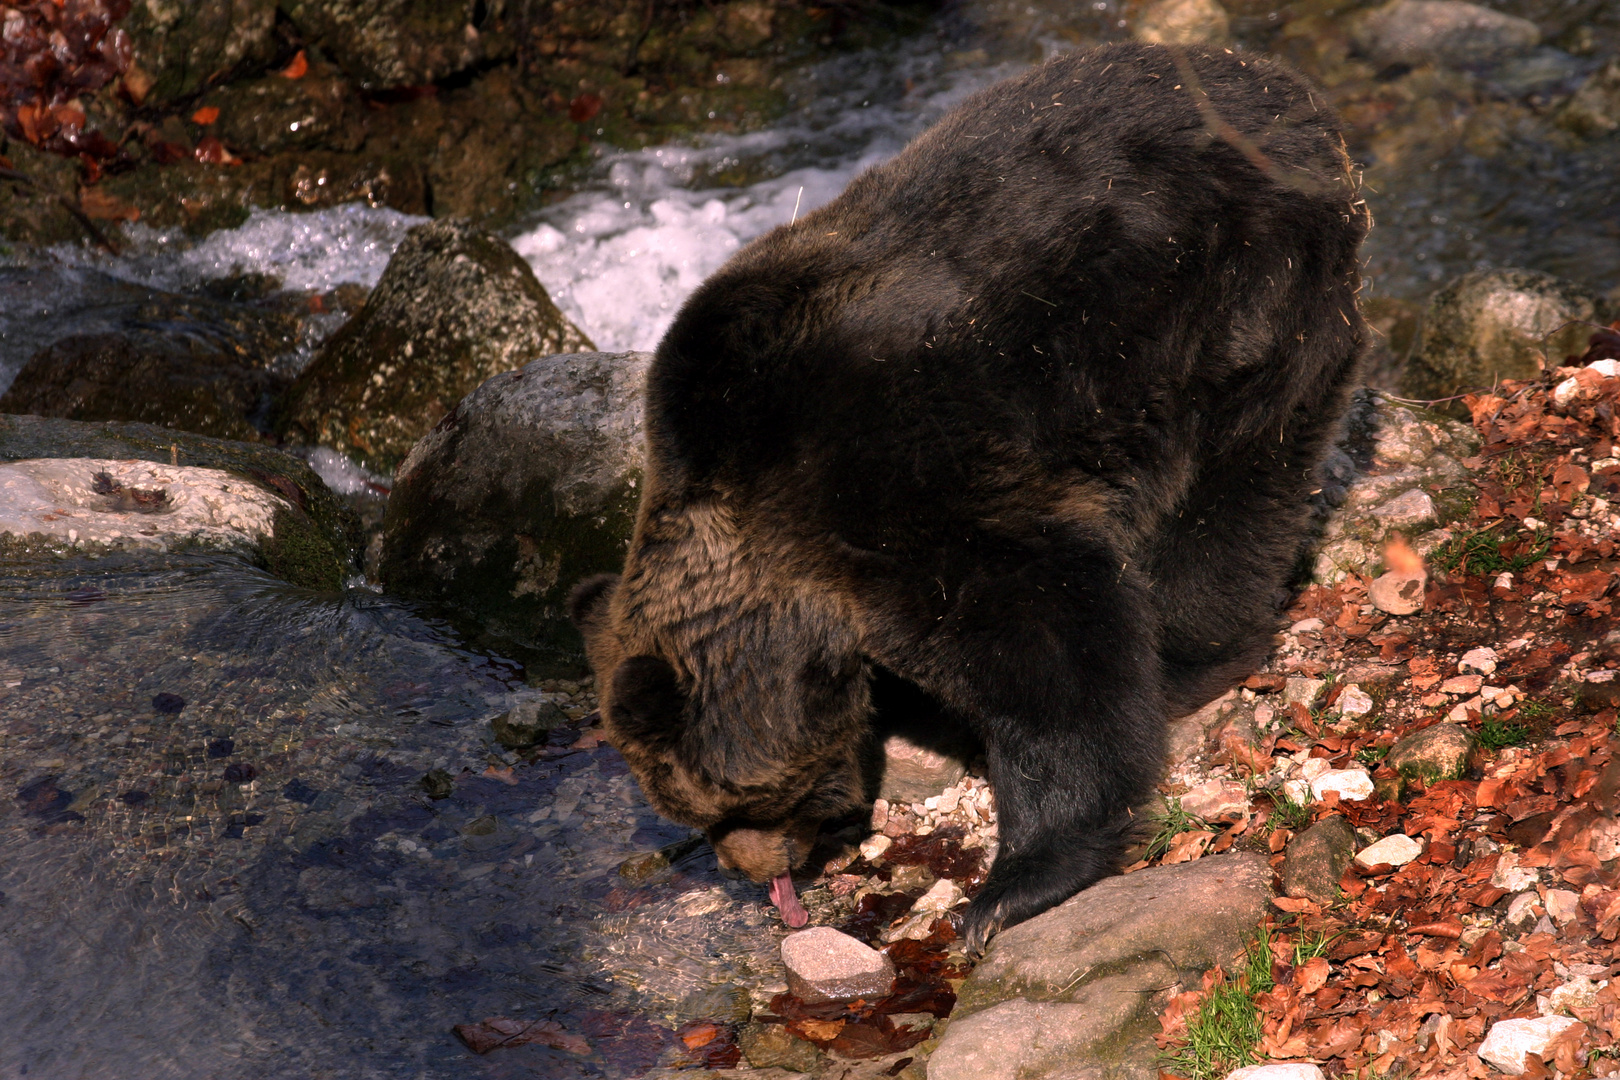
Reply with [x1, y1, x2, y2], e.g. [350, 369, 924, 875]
[79, 188, 139, 222]
[680, 1021, 719, 1049]
[281, 49, 309, 79]
[191, 106, 220, 125]
[1297, 956, 1330, 994]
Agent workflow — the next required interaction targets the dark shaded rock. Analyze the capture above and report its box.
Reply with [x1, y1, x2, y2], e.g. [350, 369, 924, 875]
[1351, 0, 1540, 68]
[930, 854, 1271, 1080]
[198, 65, 365, 154]
[0, 414, 358, 589]
[619, 835, 705, 883]
[379, 350, 647, 659]
[490, 699, 567, 749]
[122, 0, 279, 105]
[0, 330, 283, 443]
[420, 769, 454, 799]
[283, 0, 516, 88]
[1401, 269, 1605, 403]
[152, 692, 185, 713]
[279, 218, 593, 473]
[1282, 816, 1356, 904]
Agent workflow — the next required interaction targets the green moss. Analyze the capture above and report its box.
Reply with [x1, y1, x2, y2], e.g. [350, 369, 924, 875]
[261, 505, 345, 591]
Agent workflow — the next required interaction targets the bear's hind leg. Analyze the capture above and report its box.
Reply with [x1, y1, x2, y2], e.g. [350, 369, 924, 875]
[877, 541, 1167, 951]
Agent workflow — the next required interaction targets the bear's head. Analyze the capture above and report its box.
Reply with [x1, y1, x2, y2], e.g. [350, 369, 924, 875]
[569, 572, 871, 887]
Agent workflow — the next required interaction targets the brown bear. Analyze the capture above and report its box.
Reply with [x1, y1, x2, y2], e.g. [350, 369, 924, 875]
[570, 40, 1370, 949]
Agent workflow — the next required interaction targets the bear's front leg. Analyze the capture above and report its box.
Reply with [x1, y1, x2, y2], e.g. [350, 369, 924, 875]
[882, 542, 1167, 953]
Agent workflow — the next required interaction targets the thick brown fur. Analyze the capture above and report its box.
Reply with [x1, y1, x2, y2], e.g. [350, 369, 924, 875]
[570, 41, 1370, 949]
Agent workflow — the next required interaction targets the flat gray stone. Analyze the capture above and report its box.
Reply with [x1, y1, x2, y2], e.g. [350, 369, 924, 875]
[1353, 0, 1540, 68]
[1369, 570, 1426, 615]
[780, 927, 895, 1005]
[930, 854, 1271, 1080]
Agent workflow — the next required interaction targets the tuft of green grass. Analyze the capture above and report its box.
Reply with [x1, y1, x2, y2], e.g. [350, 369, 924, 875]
[1476, 716, 1530, 751]
[1144, 796, 1209, 862]
[1264, 786, 1313, 832]
[1432, 522, 1550, 577]
[1355, 744, 1390, 767]
[1161, 932, 1276, 1080]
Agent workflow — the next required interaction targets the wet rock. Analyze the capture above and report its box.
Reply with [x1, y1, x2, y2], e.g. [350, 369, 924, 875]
[1369, 570, 1427, 615]
[378, 349, 645, 657]
[1227, 1066, 1326, 1080]
[1477, 1016, 1582, 1074]
[880, 734, 968, 805]
[1282, 816, 1356, 904]
[123, 0, 279, 105]
[280, 218, 593, 474]
[1352, 0, 1540, 69]
[0, 290, 302, 442]
[780, 927, 895, 1005]
[198, 66, 365, 155]
[1132, 0, 1230, 46]
[931, 854, 1271, 1080]
[1178, 779, 1249, 823]
[739, 1022, 822, 1073]
[0, 416, 356, 589]
[1386, 722, 1471, 785]
[283, 0, 515, 88]
[1401, 270, 1604, 403]
[618, 834, 705, 884]
[489, 699, 567, 749]
[1353, 833, 1423, 869]
[1311, 769, 1375, 802]
[1558, 59, 1620, 136]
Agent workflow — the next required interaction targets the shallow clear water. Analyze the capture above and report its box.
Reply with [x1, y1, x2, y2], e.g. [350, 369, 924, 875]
[2, 0, 1620, 1074]
[0, 551, 791, 1078]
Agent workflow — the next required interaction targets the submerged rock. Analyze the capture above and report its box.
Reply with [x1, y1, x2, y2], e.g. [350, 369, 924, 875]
[379, 350, 647, 658]
[1352, 0, 1540, 68]
[0, 414, 355, 589]
[1401, 269, 1605, 404]
[280, 219, 593, 474]
[1558, 59, 1620, 136]
[929, 854, 1271, 1080]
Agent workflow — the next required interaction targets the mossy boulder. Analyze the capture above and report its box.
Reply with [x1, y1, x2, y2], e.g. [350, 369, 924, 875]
[122, 0, 280, 105]
[1385, 722, 1472, 792]
[0, 296, 298, 442]
[283, 0, 516, 88]
[278, 218, 593, 474]
[1401, 269, 1606, 404]
[379, 350, 649, 661]
[0, 414, 357, 589]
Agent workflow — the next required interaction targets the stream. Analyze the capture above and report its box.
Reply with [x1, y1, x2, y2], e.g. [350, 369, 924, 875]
[2, 0, 1618, 1076]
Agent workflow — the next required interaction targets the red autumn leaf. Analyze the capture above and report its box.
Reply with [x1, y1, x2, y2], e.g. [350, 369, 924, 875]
[78, 187, 138, 221]
[569, 92, 603, 122]
[281, 49, 308, 79]
[191, 105, 219, 125]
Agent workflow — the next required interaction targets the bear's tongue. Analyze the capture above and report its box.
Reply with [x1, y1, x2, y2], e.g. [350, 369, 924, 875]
[768, 872, 808, 928]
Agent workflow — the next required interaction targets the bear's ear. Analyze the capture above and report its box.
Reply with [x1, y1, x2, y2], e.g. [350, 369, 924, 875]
[608, 655, 687, 754]
[569, 574, 620, 631]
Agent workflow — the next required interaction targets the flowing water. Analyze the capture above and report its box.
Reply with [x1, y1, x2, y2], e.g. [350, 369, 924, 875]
[2, 0, 1619, 1076]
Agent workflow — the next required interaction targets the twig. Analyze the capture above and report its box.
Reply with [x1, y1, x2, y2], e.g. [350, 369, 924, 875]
[0, 166, 120, 254]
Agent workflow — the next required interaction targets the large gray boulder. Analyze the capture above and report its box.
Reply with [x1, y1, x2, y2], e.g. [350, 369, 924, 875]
[1400, 269, 1605, 404]
[279, 219, 593, 475]
[927, 854, 1272, 1080]
[1351, 0, 1540, 68]
[379, 351, 648, 659]
[0, 415, 356, 590]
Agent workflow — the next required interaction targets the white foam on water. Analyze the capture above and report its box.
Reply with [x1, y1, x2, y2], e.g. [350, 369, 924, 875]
[512, 51, 1024, 352]
[295, 446, 391, 497]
